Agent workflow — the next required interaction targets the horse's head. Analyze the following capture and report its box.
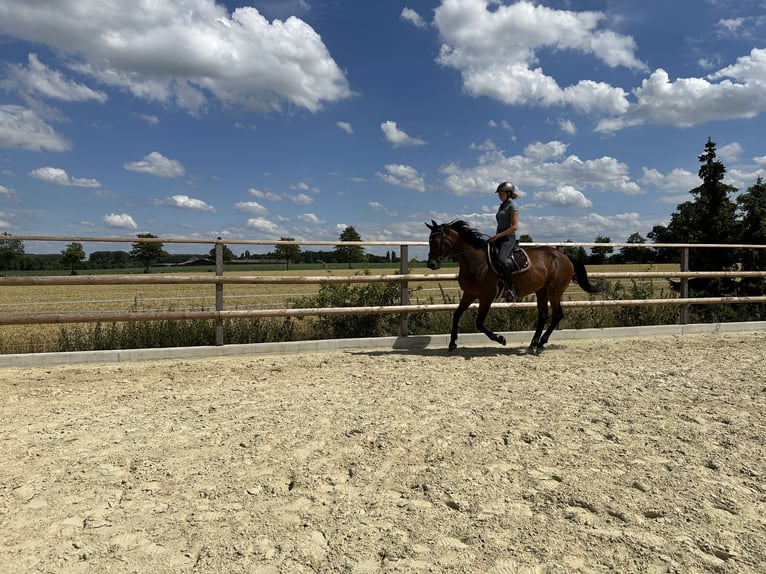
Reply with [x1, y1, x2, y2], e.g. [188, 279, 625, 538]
[425, 220, 453, 270]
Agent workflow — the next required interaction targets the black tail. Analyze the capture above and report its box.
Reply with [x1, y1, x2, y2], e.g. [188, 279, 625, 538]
[568, 256, 604, 294]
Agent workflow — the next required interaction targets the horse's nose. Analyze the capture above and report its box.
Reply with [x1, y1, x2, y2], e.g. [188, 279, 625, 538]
[427, 259, 440, 270]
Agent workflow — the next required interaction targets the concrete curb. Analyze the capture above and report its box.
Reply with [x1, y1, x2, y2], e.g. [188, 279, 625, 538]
[1, 321, 764, 368]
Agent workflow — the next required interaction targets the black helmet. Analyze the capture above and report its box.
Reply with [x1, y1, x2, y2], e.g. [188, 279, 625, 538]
[495, 181, 516, 194]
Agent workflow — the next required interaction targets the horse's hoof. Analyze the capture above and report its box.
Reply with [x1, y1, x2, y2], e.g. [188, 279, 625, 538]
[448, 344, 457, 352]
[497, 336, 506, 346]
[533, 345, 544, 355]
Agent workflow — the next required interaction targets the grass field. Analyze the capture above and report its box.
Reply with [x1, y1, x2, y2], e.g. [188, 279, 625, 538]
[0, 263, 680, 354]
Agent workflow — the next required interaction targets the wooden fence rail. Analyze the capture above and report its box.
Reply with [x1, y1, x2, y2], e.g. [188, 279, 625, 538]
[2, 236, 765, 344]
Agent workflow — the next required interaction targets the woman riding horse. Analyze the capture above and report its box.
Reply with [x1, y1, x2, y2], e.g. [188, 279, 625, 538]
[426, 219, 603, 354]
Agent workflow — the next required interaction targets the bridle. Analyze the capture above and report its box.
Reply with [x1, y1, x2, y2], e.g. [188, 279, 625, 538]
[428, 225, 452, 264]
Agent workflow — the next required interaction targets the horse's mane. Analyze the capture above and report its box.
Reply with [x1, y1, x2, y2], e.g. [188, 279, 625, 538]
[447, 220, 487, 249]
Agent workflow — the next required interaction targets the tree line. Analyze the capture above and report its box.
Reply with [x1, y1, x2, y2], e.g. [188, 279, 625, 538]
[2, 138, 765, 298]
[0, 225, 391, 274]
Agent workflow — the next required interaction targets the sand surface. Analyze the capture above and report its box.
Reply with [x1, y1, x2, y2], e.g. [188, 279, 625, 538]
[1, 331, 765, 573]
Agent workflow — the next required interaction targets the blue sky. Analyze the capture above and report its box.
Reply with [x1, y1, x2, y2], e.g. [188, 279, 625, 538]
[1, 0, 766, 257]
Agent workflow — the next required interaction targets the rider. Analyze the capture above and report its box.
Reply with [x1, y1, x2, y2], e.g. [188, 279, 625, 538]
[489, 181, 519, 301]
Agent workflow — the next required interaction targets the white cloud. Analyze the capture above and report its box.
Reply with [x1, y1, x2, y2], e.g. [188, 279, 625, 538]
[289, 193, 314, 205]
[433, 0, 642, 114]
[718, 142, 743, 162]
[438, 141, 641, 197]
[533, 185, 592, 209]
[640, 167, 698, 193]
[381, 121, 426, 147]
[248, 187, 282, 202]
[298, 213, 324, 224]
[0, 184, 17, 198]
[598, 51, 766, 131]
[234, 201, 268, 215]
[0, 1, 351, 114]
[153, 194, 215, 212]
[401, 8, 427, 29]
[559, 118, 576, 135]
[336, 121, 353, 134]
[2, 53, 107, 103]
[0, 105, 70, 151]
[28, 166, 101, 187]
[103, 213, 138, 229]
[123, 151, 185, 178]
[246, 217, 283, 235]
[376, 164, 427, 192]
[369, 201, 398, 217]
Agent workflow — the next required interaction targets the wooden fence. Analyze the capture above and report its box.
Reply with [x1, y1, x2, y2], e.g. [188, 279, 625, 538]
[2, 235, 765, 345]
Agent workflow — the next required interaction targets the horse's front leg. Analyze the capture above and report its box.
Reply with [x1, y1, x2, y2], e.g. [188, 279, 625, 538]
[449, 295, 473, 351]
[476, 299, 506, 347]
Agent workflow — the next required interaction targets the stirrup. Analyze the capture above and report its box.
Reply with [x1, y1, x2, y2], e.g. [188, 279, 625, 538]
[503, 288, 516, 302]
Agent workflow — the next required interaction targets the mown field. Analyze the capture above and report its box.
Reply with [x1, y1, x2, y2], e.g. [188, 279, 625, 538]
[0, 263, 679, 354]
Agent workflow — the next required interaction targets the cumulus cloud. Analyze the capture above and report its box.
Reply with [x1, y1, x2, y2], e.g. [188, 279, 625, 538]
[103, 213, 138, 229]
[123, 152, 185, 178]
[289, 193, 314, 205]
[401, 8, 427, 29]
[438, 140, 641, 197]
[598, 50, 766, 131]
[152, 194, 215, 212]
[249, 187, 282, 202]
[234, 201, 268, 215]
[0, 184, 16, 198]
[376, 164, 427, 192]
[433, 0, 642, 115]
[533, 185, 592, 209]
[0, 105, 70, 151]
[246, 217, 283, 235]
[28, 166, 101, 187]
[2, 53, 107, 103]
[381, 121, 426, 147]
[0, 0, 351, 114]
[298, 213, 325, 224]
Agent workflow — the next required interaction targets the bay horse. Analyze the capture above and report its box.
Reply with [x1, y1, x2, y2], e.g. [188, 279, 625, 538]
[426, 220, 604, 354]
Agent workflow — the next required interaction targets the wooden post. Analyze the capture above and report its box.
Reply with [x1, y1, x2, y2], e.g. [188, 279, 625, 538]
[399, 245, 409, 337]
[215, 239, 224, 345]
[680, 247, 689, 325]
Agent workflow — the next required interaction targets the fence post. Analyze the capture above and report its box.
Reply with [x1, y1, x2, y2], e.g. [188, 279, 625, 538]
[215, 239, 224, 345]
[399, 245, 409, 337]
[679, 247, 689, 325]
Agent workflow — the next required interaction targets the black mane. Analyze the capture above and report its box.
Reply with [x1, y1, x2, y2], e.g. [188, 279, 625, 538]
[447, 220, 487, 249]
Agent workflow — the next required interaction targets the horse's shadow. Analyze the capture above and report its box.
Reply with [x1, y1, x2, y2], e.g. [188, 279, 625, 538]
[350, 343, 563, 360]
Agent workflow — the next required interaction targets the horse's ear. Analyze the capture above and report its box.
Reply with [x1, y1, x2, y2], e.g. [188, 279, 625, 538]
[426, 220, 436, 231]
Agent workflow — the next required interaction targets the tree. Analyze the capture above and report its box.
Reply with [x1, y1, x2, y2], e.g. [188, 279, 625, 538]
[89, 250, 131, 268]
[519, 233, 534, 243]
[0, 232, 25, 276]
[129, 233, 167, 272]
[208, 244, 235, 263]
[334, 226, 366, 265]
[619, 233, 651, 264]
[273, 237, 302, 270]
[561, 240, 586, 262]
[660, 138, 739, 295]
[61, 242, 86, 274]
[736, 176, 766, 295]
[589, 236, 613, 265]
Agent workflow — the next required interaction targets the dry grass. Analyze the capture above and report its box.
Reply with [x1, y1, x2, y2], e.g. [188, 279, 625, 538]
[0, 264, 679, 354]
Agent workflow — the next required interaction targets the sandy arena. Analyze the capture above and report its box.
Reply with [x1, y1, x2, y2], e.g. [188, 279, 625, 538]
[1, 330, 765, 573]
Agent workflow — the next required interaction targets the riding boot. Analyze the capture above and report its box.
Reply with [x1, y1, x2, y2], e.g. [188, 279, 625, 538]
[497, 260, 517, 301]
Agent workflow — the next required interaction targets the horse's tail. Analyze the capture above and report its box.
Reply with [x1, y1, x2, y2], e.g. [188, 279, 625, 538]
[568, 255, 604, 294]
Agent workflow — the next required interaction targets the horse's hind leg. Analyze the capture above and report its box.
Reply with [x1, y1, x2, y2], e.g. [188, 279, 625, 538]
[528, 292, 549, 353]
[536, 301, 564, 351]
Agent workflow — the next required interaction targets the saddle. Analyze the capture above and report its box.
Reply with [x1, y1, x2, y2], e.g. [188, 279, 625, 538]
[488, 241, 530, 300]
[487, 241, 530, 276]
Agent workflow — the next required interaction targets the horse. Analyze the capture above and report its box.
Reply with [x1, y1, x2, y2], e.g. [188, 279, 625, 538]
[426, 220, 604, 354]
